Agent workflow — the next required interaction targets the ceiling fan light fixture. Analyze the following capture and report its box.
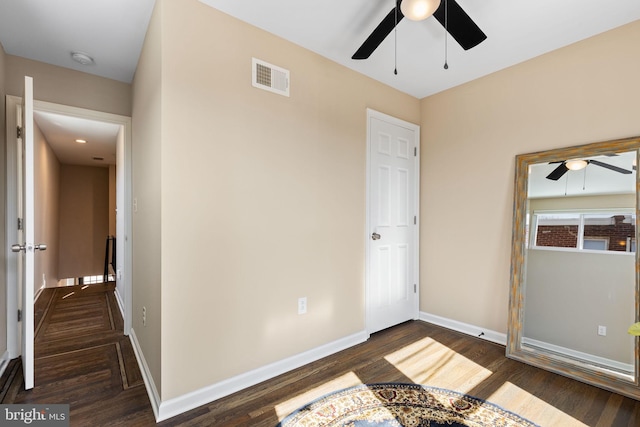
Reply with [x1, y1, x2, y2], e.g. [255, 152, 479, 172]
[565, 159, 588, 171]
[400, 0, 441, 21]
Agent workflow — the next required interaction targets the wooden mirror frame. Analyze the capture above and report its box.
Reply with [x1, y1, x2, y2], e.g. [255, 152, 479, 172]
[507, 136, 640, 400]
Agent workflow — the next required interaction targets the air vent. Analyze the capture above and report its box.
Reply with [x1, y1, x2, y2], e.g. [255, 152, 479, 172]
[252, 58, 290, 97]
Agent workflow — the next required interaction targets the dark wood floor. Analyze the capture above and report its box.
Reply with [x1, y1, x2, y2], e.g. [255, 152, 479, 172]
[0, 283, 156, 426]
[2, 286, 640, 426]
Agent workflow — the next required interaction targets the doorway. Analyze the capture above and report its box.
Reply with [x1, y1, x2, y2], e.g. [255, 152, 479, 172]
[5, 95, 133, 362]
[366, 109, 420, 334]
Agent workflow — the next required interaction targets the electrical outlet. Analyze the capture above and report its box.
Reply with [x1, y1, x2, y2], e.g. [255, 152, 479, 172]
[598, 325, 607, 336]
[298, 297, 307, 315]
[142, 306, 147, 326]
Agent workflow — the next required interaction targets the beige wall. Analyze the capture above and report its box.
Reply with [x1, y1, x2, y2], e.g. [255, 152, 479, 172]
[0, 41, 7, 356]
[529, 194, 635, 211]
[132, 0, 420, 401]
[58, 165, 109, 279]
[5, 56, 131, 117]
[34, 122, 60, 291]
[525, 249, 634, 364]
[420, 20, 640, 333]
[131, 0, 163, 396]
[109, 165, 116, 236]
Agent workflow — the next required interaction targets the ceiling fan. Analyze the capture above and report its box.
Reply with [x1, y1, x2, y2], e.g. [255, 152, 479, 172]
[546, 159, 634, 181]
[352, 0, 487, 60]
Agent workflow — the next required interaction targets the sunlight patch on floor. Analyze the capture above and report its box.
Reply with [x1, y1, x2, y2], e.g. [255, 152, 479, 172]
[487, 381, 588, 426]
[274, 371, 363, 420]
[384, 337, 493, 394]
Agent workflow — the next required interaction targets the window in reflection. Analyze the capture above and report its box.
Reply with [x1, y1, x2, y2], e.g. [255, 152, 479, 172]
[533, 211, 635, 253]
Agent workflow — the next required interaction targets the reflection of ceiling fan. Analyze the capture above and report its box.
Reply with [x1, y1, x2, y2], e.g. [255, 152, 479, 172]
[352, 0, 487, 60]
[546, 159, 634, 181]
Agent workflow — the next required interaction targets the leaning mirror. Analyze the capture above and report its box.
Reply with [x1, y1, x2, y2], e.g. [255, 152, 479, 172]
[507, 136, 640, 399]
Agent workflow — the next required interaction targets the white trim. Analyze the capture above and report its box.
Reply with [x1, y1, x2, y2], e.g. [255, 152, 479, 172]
[34, 284, 45, 303]
[155, 330, 369, 422]
[5, 97, 134, 359]
[419, 311, 507, 346]
[365, 109, 420, 334]
[129, 328, 161, 420]
[522, 336, 634, 375]
[114, 288, 125, 319]
[0, 350, 10, 379]
[6, 96, 20, 358]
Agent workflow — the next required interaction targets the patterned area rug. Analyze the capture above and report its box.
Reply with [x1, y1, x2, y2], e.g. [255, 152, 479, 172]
[277, 383, 539, 427]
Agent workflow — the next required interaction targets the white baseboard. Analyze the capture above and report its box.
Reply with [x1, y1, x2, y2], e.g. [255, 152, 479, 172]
[155, 330, 369, 422]
[0, 350, 10, 379]
[419, 311, 507, 346]
[129, 328, 161, 421]
[114, 288, 125, 318]
[132, 314, 503, 423]
[34, 284, 46, 303]
[522, 337, 634, 374]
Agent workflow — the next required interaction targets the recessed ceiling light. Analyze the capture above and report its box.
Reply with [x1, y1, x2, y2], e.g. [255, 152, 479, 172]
[71, 51, 94, 65]
[75, 139, 87, 144]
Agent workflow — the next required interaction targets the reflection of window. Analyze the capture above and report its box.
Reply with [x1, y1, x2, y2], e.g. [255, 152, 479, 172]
[533, 213, 579, 248]
[533, 211, 635, 253]
[583, 238, 608, 251]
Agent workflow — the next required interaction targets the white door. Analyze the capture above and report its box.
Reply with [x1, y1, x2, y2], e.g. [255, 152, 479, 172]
[13, 76, 39, 389]
[367, 110, 420, 334]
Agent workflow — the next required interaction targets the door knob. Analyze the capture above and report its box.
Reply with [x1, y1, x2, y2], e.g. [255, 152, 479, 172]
[371, 232, 381, 240]
[11, 244, 25, 253]
[35, 244, 47, 251]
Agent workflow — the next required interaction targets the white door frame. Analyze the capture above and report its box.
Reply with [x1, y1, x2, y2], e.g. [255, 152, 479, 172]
[365, 108, 420, 334]
[5, 96, 133, 357]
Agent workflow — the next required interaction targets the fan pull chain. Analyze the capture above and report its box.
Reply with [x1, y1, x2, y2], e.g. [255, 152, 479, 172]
[444, 0, 449, 69]
[394, 0, 398, 75]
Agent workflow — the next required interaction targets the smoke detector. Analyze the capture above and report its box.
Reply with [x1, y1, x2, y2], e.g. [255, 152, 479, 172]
[71, 51, 95, 66]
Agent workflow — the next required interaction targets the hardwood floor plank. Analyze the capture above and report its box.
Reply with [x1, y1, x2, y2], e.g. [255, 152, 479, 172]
[1, 283, 155, 426]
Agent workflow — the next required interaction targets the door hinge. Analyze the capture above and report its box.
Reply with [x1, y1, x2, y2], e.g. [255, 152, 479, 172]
[17, 309, 22, 322]
[414, 284, 417, 293]
[17, 126, 22, 139]
[18, 218, 23, 230]
[414, 147, 417, 156]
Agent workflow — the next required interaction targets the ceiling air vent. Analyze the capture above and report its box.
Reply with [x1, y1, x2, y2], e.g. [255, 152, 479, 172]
[252, 58, 290, 97]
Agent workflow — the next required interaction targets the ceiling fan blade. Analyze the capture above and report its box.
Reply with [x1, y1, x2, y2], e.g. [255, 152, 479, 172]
[589, 159, 633, 174]
[546, 163, 569, 181]
[352, 4, 403, 60]
[432, 0, 487, 50]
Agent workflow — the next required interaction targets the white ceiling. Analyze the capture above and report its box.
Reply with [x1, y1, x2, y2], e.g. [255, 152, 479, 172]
[0, 0, 155, 83]
[33, 111, 121, 166]
[199, 0, 640, 99]
[528, 152, 636, 199]
[0, 0, 155, 166]
[0, 1, 639, 165]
